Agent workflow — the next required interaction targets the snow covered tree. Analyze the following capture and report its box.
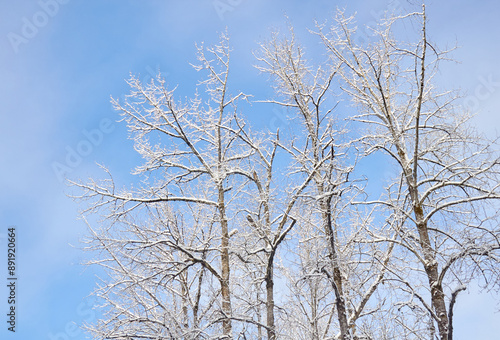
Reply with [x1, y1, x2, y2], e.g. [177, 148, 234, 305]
[72, 4, 500, 340]
[73, 32, 255, 338]
[316, 5, 500, 340]
[255, 27, 359, 340]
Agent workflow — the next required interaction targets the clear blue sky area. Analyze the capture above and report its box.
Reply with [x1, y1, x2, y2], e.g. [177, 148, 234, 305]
[1, 1, 499, 339]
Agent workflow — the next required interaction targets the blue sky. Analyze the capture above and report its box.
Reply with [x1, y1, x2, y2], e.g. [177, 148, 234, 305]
[0, 1, 499, 339]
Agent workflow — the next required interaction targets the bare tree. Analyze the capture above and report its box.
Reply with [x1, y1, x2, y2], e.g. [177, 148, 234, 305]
[255, 26, 352, 339]
[73, 32, 254, 339]
[80, 201, 223, 339]
[73, 5, 500, 340]
[317, 5, 500, 339]
[255, 26, 399, 340]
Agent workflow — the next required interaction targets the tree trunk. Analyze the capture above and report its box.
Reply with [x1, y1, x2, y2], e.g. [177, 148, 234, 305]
[181, 272, 189, 331]
[323, 199, 352, 340]
[413, 204, 449, 340]
[219, 186, 232, 337]
[399, 137, 449, 340]
[448, 286, 466, 340]
[265, 260, 276, 340]
[311, 281, 319, 340]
